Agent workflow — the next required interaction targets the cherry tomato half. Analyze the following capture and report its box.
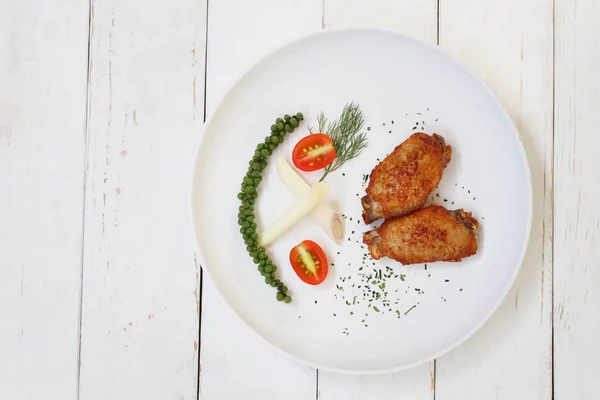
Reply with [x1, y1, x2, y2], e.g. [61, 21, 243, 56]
[289, 240, 329, 285]
[291, 134, 336, 172]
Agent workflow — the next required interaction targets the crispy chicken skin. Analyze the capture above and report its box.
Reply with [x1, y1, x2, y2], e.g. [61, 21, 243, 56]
[361, 133, 451, 224]
[363, 205, 479, 265]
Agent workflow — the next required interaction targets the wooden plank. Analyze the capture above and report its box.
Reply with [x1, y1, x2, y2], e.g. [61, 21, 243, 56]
[78, 0, 206, 398]
[434, 1, 554, 399]
[318, 1, 437, 399]
[554, 1, 600, 398]
[0, 1, 89, 399]
[198, 1, 322, 398]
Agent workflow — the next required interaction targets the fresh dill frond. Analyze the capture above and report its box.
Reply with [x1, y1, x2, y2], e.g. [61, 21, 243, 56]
[319, 102, 369, 181]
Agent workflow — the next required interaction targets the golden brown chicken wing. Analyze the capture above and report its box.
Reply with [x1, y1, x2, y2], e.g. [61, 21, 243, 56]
[361, 133, 451, 224]
[363, 205, 479, 265]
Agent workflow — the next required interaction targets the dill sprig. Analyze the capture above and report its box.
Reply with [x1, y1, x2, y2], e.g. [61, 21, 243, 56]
[315, 103, 369, 181]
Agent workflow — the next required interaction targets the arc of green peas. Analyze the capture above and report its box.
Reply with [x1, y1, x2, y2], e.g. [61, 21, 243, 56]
[237, 112, 304, 303]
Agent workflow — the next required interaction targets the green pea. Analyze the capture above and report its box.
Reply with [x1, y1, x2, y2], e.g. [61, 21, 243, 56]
[271, 124, 277, 132]
[246, 245, 254, 252]
[281, 286, 288, 294]
[296, 112, 304, 121]
[260, 149, 269, 157]
[270, 280, 278, 287]
[270, 136, 279, 144]
[253, 256, 260, 264]
[264, 137, 271, 144]
[284, 114, 291, 121]
[290, 118, 298, 127]
[276, 117, 284, 124]
[237, 192, 245, 200]
[258, 265, 264, 273]
[276, 292, 285, 301]
[284, 296, 292, 304]
[265, 276, 273, 284]
[253, 178, 261, 185]
[268, 144, 277, 151]
[284, 123, 291, 132]
[276, 122, 284, 131]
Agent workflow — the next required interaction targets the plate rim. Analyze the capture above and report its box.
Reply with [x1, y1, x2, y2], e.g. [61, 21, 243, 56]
[190, 26, 533, 374]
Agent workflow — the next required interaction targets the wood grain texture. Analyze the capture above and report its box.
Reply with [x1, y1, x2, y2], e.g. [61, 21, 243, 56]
[435, 1, 554, 399]
[0, 1, 89, 399]
[79, 0, 206, 398]
[554, 1, 600, 399]
[198, 1, 322, 398]
[319, 1, 437, 398]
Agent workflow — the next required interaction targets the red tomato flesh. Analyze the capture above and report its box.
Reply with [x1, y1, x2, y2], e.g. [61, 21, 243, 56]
[292, 133, 336, 172]
[289, 240, 329, 285]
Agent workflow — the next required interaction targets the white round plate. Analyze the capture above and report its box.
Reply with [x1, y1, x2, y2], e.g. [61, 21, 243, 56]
[191, 29, 531, 374]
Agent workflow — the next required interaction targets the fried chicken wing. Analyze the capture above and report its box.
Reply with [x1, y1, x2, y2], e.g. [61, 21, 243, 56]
[363, 205, 479, 265]
[361, 133, 451, 224]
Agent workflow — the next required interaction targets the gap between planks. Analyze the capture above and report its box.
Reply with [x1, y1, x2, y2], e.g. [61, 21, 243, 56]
[76, 0, 96, 398]
[197, 0, 210, 398]
[550, 0, 557, 398]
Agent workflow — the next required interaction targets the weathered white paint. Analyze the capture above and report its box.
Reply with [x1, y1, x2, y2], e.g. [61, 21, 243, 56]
[198, 1, 322, 399]
[554, 0, 600, 399]
[434, 1, 554, 399]
[78, 0, 206, 399]
[0, 0, 89, 399]
[319, 1, 436, 399]
[3, 0, 600, 398]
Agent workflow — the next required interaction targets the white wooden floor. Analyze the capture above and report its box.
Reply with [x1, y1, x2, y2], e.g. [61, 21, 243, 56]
[1, 0, 598, 399]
